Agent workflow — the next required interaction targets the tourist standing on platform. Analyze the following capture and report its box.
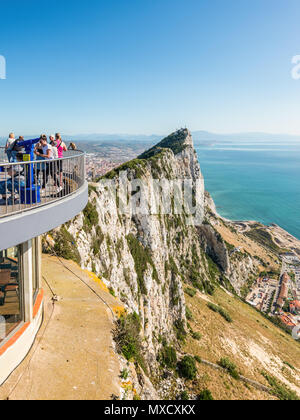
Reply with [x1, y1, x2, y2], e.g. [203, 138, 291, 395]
[34, 139, 46, 189]
[55, 133, 67, 187]
[5, 133, 16, 162]
[10, 136, 25, 162]
[34, 135, 62, 193]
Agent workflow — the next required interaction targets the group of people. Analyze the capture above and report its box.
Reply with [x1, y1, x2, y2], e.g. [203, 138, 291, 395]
[5, 133, 77, 163]
[1, 133, 76, 205]
[35, 134, 67, 192]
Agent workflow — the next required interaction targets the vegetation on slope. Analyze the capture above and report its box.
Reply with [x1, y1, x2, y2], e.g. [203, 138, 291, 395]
[197, 389, 214, 400]
[52, 227, 81, 264]
[183, 288, 300, 400]
[114, 312, 147, 373]
[261, 372, 299, 400]
[101, 158, 148, 180]
[126, 234, 159, 294]
[207, 303, 233, 323]
[245, 228, 281, 254]
[218, 357, 240, 380]
[177, 356, 198, 380]
[159, 345, 178, 369]
[138, 129, 189, 159]
[83, 199, 99, 233]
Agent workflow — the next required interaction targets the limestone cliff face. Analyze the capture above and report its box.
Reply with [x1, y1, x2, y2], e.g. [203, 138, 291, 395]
[198, 224, 230, 273]
[44, 130, 256, 385]
[45, 130, 210, 367]
[41, 131, 300, 400]
[204, 192, 260, 295]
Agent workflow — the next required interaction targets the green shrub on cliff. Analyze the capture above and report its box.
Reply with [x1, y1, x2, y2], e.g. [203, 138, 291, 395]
[138, 130, 189, 159]
[207, 303, 232, 323]
[185, 287, 197, 298]
[171, 279, 180, 306]
[218, 357, 240, 380]
[114, 312, 146, 372]
[191, 331, 202, 341]
[179, 390, 190, 400]
[261, 372, 299, 400]
[83, 200, 99, 233]
[126, 234, 159, 295]
[91, 226, 105, 255]
[54, 227, 81, 264]
[246, 228, 281, 254]
[206, 254, 220, 283]
[159, 345, 177, 369]
[174, 319, 187, 342]
[88, 184, 97, 195]
[177, 356, 197, 380]
[102, 159, 147, 180]
[197, 389, 214, 400]
[186, 306, 193, 321]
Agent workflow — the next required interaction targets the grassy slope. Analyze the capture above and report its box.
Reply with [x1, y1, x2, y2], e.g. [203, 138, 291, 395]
[214, 218, 280, 273]
[183, 288, 300, 400]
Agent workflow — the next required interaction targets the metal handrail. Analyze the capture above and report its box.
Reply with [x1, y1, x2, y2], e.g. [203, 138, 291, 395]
[0, 148, 86, 219]
[0, 146, 82, 163]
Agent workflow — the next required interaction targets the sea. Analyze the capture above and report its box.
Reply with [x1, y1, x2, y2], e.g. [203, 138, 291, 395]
[195, 141, 300, 240]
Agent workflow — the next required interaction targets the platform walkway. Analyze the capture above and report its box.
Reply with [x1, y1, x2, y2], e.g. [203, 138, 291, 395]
[0, 255, 123, 400]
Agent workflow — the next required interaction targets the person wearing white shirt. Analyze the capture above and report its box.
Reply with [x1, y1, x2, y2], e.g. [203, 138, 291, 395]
[34, 135, 62, 193]
[5, 133, 16, 162]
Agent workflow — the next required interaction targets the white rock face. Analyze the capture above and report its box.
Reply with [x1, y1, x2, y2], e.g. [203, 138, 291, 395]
[49, 130, 207, 367]
[44, 130, 261, 398]
[203, 192, 260, 295]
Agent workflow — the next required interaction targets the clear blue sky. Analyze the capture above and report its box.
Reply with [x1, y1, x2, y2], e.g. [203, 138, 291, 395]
[0, 0, 300, 136]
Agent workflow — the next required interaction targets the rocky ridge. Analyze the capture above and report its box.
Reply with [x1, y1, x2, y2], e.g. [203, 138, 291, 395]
[43, 129, 291, 398]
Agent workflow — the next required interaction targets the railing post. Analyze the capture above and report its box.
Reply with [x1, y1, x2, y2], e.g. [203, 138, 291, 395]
[21, 240, 33, 322]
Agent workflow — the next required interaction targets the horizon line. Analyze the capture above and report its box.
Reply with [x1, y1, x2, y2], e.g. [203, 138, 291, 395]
[1, 130, 300, 139]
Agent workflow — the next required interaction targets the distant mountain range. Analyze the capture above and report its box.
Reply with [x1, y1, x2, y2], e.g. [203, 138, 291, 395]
[192, 130, 300, 143]
[1, 130, 300, 146]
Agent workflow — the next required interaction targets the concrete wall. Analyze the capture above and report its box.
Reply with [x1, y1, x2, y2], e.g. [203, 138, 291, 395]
[0, 182, 88, 252]
[0, 181, 88, 385]
[0, 295, 43, 386]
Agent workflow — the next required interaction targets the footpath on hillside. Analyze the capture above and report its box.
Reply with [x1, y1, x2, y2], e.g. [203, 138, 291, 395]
[0, 255, 123, 400]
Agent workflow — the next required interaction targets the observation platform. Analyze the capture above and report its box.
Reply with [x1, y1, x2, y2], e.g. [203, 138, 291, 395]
[0, 145, 89, 387]
[0, 149, 88, 251]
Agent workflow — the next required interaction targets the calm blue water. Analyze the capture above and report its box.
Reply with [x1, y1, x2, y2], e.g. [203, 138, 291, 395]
[196, 142, 300, 240]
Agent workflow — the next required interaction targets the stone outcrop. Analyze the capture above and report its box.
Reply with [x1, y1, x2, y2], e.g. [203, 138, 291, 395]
[44, 129, 260, 395]
[198, 224, 230, 273]
[204, 192, 260, 294]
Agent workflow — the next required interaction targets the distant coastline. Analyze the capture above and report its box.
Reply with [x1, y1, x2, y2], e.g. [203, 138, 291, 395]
[1, 130, 300, 146]
[196, 141, 300, 241]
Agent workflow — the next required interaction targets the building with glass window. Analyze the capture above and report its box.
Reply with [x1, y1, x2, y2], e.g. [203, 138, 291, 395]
[0, 149, 88, 385]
